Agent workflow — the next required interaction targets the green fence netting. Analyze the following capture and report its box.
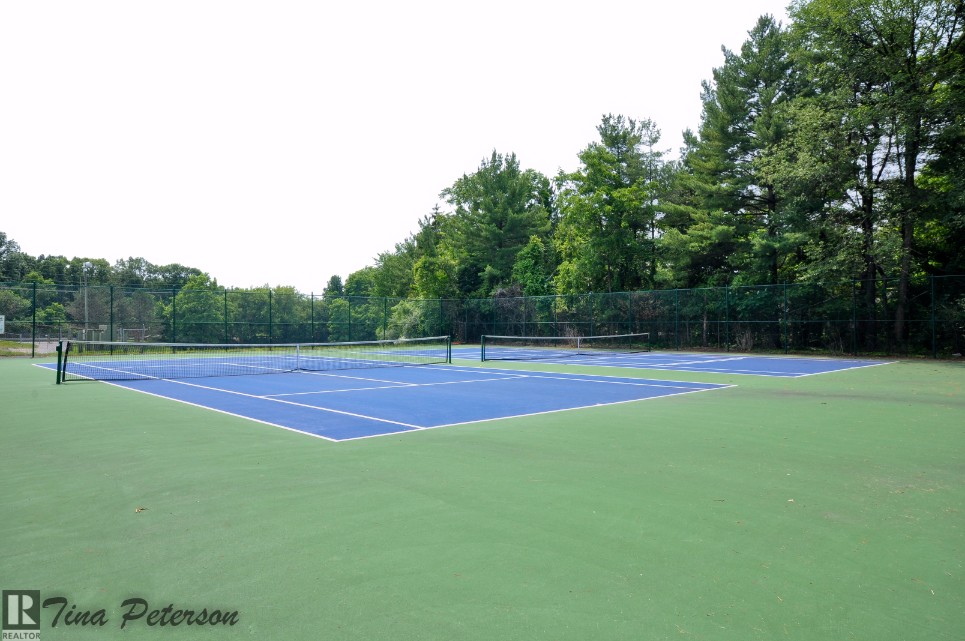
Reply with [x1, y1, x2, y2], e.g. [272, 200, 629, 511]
[2, 276, 962, 357]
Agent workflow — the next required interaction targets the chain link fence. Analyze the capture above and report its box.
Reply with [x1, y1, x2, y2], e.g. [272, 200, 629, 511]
[2, 276, 963, 358]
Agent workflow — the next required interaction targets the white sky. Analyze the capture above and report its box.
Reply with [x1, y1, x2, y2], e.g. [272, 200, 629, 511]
[1, 0, 789, 293]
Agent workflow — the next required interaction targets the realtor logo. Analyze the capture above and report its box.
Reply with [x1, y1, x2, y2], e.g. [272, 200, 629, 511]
[2, 591, 41, 635]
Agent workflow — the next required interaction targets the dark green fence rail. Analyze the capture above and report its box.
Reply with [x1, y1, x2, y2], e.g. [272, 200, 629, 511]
[2, 276, 963, 358]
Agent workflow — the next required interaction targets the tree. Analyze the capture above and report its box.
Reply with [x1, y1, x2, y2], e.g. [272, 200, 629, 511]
[653, 131, 730, 288]
[554, 114, 664, 294]
[511, 235, 554, 297]
[754, 75, 902, 352]
[164, 273, 223, 342]
[112, 257, 156, 288]
[0, 232, 30, 282]
[0, 232, 18, 262]
[322, 275, 344, 298]
[658, 209, 742, 288]
[0, 288, 30, 323]
[790, 0, 965, 339]
[344, 267, 376, 297]
[31, 255, 69, 284]
[689, 15, 800, 285]
[152, 263, 203, 289]
[342, 267, 384, 340]
[269, 285, 311, 343]
[371, 240, 417, 299]
[441, 151, 552, 297]
[410, 210, 461, 300]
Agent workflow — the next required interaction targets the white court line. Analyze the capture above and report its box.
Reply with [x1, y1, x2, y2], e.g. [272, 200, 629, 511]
[74, 363, 737, 443]
[155, 378, 424, 429]
[267, 383, 419, 397]
[458, 351, 895, 378]
[265, 371, 712, 398]
[790, 360, 896, 377]
[64, 362, 158, 379]
[623, 361, 895, 377]
[475, 357, 893, 378]
[336, 384, 737, 443]
[419, 364, 723, 387]
[489, 372, 719, 390]
[265, 375, 532, 398]
[628, 364, 803, 376]
[92, 380, 341, 442]
[658, 356, 749, 366]
[294, 371, 425, 384]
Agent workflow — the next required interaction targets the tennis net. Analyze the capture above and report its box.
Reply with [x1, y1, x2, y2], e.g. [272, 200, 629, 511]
[57, 336, 451, 382]
[480, 333, 650, 361]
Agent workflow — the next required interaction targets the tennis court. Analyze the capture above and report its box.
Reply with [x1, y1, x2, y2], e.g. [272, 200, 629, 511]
[39, 337, 887, 441]
[3, 341, 963, 641]
[40, 361, 731, 442]
[456, 344, 891, 377]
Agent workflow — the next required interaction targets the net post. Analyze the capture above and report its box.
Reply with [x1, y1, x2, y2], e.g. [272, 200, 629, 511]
[447, 336, 452, 363]
[60, 340, 72, 383]
[481, 335, 487, 362]
[55, 340, 63, 384]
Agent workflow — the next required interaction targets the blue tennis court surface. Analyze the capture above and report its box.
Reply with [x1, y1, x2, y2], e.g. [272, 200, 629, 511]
[69, 365, 732, 442]
[454, 347, 891, 377]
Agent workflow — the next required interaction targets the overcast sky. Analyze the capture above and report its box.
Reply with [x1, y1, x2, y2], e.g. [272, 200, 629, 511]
[1, 0, 789, 293]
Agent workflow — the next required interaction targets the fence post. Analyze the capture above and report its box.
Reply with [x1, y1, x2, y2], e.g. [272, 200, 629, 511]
[674, 288, 680, 350]
[930, 275, 936, 358]
[172, 288, 177, 343]
[491, 296, 496, 336]
[724, 286, 730, 352]
[224, 290, 229, 343]
[553, 294, 559, 336]
[783, 282, 789, 354]
[31, 281, 37, 358]
[627, 291, 633, 334]
[589, 293, 595, 336]
[851, 280, 857, 355]
[110, 285, 115, 342]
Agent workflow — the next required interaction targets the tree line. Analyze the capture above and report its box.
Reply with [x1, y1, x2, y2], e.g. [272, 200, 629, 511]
[3, 1, 963, 346]
[337, 1, 964, 342]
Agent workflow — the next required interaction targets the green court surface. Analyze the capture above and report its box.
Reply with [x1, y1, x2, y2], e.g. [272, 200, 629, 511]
[1, 356, 962, 640]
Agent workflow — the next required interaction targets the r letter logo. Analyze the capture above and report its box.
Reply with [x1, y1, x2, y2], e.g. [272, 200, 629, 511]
[2, 591, 41, 632]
